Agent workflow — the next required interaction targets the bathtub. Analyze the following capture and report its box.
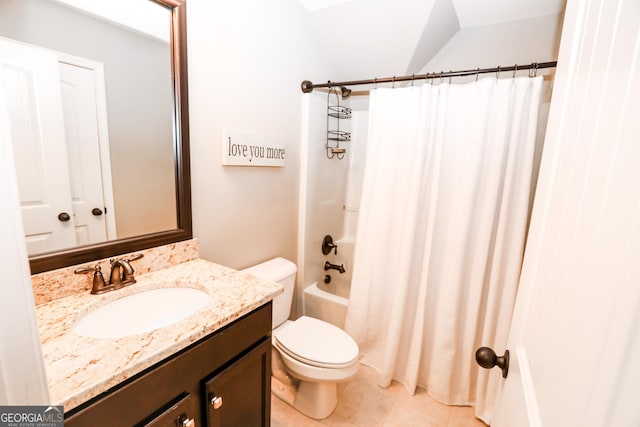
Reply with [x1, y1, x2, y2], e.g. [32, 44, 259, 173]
[303, 282, 348, 329]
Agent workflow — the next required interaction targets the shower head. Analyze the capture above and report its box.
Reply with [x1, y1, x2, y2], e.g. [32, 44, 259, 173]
[340, 86, 352, 99]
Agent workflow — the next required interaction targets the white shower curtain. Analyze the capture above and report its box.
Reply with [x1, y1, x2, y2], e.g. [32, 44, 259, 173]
[345, 76, 543, 423]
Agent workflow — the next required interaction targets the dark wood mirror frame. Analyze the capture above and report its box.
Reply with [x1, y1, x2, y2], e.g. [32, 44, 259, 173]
[29, 0, 191, 274]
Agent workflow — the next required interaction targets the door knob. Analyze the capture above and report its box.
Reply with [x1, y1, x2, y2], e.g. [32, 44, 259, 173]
[91, 208, 103, 216]
[475, 346, 509, 378]
[57, 212, 71, 222]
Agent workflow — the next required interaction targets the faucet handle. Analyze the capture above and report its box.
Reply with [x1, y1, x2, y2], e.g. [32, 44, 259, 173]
[73, 265, 98, 274]
[125, 253, 144, 262]
[74, 265, 109, 294]
[322, 235, 338, 255]
[109, 253, 143, 266]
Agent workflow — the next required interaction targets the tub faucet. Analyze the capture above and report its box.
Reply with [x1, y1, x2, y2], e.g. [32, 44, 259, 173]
[324, 261, 345, 274]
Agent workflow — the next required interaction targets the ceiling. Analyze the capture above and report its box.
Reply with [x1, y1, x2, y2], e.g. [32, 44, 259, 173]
[297, 0, 565, 81]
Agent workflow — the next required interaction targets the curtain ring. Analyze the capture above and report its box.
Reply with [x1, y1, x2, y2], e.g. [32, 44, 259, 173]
[392, 76, 396, 88]
[496, 66, 501, 79]
[529, 63, 538, 78]
[448, 70, 452, 84]
[475, 67, 480, 82]
[374, 77, 377, 89]
[513, 64, 518, 79]
[439, 71, 443, 84]
[411, 74, 415, 87]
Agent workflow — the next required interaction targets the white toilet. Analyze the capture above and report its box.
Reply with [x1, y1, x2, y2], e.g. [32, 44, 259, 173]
[242, 257, 359, 420]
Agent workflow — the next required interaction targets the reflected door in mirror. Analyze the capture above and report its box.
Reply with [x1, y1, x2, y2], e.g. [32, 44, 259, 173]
[0, 38, 113, 255]
[59, 58, 117, 247]
[0, 0, 178, 259]
[0, 0, 191, 273]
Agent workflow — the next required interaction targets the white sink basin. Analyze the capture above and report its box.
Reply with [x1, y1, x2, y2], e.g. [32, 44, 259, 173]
[73, 287, 210, 339]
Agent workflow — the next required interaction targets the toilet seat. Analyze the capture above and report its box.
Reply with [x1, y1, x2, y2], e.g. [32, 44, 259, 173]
[273, 316, 359, 369]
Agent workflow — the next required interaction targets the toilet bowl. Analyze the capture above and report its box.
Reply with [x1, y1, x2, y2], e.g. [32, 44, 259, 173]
[242, 258, 359, 420]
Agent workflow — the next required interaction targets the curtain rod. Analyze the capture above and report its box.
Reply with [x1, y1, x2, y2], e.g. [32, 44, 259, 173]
[301, 61, 557, 93]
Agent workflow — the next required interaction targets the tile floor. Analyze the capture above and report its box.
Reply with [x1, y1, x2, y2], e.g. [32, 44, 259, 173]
[271, 364, 488, 427]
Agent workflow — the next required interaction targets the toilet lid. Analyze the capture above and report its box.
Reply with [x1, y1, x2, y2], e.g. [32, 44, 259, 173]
[273, 316, 359, 368]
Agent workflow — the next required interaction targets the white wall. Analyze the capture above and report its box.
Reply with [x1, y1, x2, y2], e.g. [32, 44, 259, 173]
[421, 12, 562, 220]
[308, 0, 439, 80]
[422, 13, 564, 75]
[297, 91, 350, 313]
[187, 0, 333, 269]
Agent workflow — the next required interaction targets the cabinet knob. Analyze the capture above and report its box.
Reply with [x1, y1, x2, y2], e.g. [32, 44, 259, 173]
[181, 417, 195, 427]
[210, 395, 223, 410]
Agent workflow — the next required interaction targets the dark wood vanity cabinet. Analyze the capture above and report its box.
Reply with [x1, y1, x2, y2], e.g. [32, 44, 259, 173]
[204, 338, 271, 427]
[64, 303, 272, 427]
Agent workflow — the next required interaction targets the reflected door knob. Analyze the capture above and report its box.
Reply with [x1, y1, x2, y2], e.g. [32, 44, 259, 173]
[475, 346, 509, 378]
[57, 212, 71, 222]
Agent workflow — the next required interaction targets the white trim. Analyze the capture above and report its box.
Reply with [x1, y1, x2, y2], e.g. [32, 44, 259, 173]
[296, 94, 311, 315]
[516, 347, 542, 427]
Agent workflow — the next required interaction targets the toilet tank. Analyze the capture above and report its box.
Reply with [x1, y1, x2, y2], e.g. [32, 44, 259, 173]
[241, 257, 297, 328]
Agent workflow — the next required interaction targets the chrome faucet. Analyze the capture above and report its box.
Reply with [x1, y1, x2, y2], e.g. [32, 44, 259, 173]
[324, 261, 346, 274]
[74, 254, 144, 294]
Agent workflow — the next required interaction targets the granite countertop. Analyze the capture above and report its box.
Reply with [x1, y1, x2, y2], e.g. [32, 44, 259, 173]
[35, 258, 282, 412]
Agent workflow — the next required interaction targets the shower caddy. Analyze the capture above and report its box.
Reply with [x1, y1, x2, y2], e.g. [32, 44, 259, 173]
[326, 87, 351, 159]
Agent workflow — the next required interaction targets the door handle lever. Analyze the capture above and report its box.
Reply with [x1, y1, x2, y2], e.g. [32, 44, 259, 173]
[475, 346, 509, 378]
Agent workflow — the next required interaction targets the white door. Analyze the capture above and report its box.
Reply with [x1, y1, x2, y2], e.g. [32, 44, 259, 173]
[1, 38, 116, 255]
[58, 57, 116, 245]
[0, 38, 76, 254]
[492, 0, 640, 426]
[0, 72, 50, 405]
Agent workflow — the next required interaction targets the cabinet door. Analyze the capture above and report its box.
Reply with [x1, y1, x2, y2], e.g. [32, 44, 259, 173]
[142, 393, 195, 427]
[205, 338, 271, 427]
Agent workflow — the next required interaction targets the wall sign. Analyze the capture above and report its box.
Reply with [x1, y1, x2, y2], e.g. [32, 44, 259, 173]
[221, 128, 285, 167]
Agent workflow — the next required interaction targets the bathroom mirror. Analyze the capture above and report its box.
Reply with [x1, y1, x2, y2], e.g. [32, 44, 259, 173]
[0, 0, 191, 273]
